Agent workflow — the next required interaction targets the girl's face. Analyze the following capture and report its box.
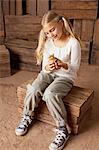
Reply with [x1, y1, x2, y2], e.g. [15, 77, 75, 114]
[43, 21, 63, 41]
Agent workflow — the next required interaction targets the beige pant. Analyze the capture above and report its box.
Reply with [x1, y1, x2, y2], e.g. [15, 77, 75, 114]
[23, 71, 73, 127]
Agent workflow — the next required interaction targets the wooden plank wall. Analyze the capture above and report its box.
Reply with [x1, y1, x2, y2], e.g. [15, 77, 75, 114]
[2, 0, 22, 15]
[51, 0, 98, 19]
[5, 15, 42, 71]
[37, 0, 49, 16]
[26, 0, 37, 15]
[5, 15, 42, 41]
[0, 0, 4, 44]
[91, 19, 99, 65]
[1, 0, 49, 16]
[0, 0, 49, 45]
[16, 0, 22, 15]
[10, 0, 16, 15]
[1, 0, 99, 65]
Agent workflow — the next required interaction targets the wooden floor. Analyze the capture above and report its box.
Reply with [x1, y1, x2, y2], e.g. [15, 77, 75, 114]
[0, 64, 99, 150]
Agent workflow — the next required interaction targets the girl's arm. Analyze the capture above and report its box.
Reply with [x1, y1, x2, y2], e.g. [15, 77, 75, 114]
[68, 39, 81, 72]
[54, 39, 81, 72]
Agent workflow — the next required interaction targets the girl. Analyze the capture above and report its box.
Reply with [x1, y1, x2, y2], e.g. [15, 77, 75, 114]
[15, 10, 81, 150]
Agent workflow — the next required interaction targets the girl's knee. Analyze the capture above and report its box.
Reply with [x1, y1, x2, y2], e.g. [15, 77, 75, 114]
[43, 89, 55, 102]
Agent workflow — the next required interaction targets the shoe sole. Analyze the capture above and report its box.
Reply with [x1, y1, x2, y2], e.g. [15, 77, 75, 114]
[15, 128, 28, 136]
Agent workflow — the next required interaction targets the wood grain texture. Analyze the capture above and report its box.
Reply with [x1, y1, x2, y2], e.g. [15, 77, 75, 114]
[16, 0, 22, 15]
[37, 0, 49, 16]
[5, 15, 41, 40]
[0, 45, 11, 77]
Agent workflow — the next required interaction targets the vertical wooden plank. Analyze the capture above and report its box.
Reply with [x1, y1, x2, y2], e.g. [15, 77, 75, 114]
[3, 0, 10, 15]
[93, 19, 99, 50]
[91, 50, 99, 65]
[9, 0, 16, 15]
[26, 0, 30, 14]
[91, 19, 99, 65]
[26, 0, 36, 16]
[73, 19, 82, 38]
[16, 0, 22, 15]
[37, 0, 49, 16]
[81, 20, 95, 42]
[0, 0, 4, 44]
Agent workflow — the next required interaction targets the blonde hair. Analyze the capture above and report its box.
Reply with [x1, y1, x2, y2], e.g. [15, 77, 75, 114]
[35, 10, 81, 65]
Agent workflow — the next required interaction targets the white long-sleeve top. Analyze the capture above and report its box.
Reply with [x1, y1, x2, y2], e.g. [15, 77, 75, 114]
[42, 37, 81, 83]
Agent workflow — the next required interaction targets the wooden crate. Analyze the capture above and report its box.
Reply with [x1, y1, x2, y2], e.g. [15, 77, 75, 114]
[17, 76, 94, 134]
[37, 106, 92, 134]
[0, 45, 11, 77]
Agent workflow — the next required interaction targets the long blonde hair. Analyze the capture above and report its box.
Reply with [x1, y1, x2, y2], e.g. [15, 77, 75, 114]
[35, 10, 81, 65]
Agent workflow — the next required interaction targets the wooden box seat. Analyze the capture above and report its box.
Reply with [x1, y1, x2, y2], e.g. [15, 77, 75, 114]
[17, 75, 94, 134]
[0, 45, 11, 77]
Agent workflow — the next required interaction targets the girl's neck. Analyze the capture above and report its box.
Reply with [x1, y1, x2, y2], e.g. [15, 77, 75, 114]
[53, 34, 70, 48]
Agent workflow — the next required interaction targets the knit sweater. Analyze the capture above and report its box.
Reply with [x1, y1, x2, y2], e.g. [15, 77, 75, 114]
[42, 37, 81, 83]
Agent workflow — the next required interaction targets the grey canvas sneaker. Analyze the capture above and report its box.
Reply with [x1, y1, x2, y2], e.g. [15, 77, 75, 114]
[49, 126, 70, 150]
[15, 114, 34, 136]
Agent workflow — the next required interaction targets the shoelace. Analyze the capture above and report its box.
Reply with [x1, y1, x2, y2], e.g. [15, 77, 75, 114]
[19, 115, 33, 127]
[52, 128, 67, 146]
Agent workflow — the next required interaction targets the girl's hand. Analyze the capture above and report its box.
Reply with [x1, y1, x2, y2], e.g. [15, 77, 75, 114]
[48, 57, 61, 71]
[45, 62, 56, 71]
[54, 58, 68, 70]
[54, 58, 62, 69]
[45, 57, 57, 71]
[45, 58, 62, 71]
[45, 58, 68, 72]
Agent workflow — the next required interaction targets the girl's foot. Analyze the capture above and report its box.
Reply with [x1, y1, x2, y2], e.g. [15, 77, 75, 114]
[15, 114, 34, 136]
